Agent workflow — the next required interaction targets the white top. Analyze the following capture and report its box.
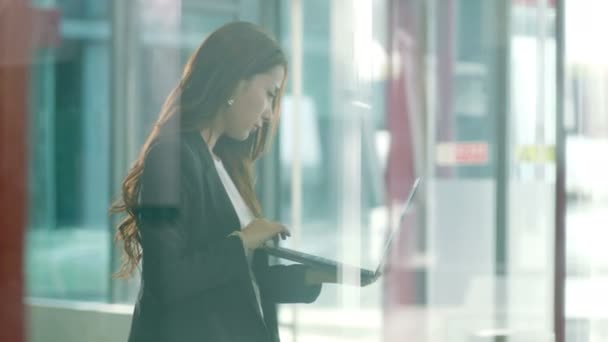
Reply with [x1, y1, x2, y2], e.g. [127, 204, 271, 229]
[212, 157, 264, 319]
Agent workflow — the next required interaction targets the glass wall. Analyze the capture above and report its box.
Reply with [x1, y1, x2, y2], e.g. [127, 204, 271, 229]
[21, 0, 581, 341]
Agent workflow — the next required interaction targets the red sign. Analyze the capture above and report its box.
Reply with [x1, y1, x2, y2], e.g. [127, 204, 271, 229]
[513, 0, 556, 8]
[436, 142, 489, 165]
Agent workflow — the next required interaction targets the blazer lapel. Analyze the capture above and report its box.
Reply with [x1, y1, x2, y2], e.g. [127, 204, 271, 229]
[188, 133, 267, 326]
[187, 132, 240, 235]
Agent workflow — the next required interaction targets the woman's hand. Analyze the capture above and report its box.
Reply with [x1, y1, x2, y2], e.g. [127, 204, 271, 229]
[239, 218, 290, 250]
[360, 272, 381, 287]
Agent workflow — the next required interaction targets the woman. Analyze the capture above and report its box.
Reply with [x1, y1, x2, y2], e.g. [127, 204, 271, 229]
[111, 22, 332, 342]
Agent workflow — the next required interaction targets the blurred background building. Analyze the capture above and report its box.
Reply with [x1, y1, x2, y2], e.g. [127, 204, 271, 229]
[1, 0, 607, 341]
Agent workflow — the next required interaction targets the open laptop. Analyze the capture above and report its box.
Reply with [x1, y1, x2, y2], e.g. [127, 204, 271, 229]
[263, 178, 421, 286]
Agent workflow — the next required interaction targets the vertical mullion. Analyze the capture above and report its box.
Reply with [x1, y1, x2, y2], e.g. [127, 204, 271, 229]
[554, 0, 566, 341]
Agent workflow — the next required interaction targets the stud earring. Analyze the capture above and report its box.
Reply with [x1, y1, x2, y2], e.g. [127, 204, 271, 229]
[227, 98, 235, 106]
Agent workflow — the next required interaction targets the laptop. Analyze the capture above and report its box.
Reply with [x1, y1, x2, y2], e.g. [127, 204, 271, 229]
[263, 178, 421, 286]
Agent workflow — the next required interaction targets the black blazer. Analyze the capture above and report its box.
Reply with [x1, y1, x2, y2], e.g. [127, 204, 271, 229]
[128, 132, 322, 342]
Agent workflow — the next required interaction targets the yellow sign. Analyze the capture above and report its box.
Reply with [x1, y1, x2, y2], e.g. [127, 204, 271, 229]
[515, 145, 555, 163]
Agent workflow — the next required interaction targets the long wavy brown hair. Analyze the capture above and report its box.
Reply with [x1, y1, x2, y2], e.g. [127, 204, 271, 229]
[110, 22, 287, 278]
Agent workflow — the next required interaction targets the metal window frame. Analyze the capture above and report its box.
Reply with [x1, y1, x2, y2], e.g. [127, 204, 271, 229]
[554, 0, 566, 341]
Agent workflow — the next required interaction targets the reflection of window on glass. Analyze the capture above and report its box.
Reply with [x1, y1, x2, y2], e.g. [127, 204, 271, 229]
[27, 30, 111, 300]
[279, 95, 322, 183]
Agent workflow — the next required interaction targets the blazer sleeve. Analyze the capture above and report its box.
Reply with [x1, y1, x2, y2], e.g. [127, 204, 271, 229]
[136, 140, 250, 305]
[256, 262, 322, 304]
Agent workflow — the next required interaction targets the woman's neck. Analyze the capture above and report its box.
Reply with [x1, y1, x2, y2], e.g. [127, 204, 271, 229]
[200, 127, 222, 161]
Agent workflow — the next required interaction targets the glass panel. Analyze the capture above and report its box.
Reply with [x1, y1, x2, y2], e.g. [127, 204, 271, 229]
[508, 0, 556, 338]
[277, 0, 390, 340]
[111, 1, 236, 303]
[26, 16, 111, 300]
[421, 0, 556, 341]
[25, 0, 236, 304]
[425, 0, 501, 340]
[276, 0, 556, 341]
[564, 1, 608, 341]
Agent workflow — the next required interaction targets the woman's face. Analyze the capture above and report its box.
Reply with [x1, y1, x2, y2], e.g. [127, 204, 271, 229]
[222, 65, 285, 141]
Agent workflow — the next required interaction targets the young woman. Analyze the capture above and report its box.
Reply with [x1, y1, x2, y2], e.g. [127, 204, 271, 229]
[111, 22, 333, 342]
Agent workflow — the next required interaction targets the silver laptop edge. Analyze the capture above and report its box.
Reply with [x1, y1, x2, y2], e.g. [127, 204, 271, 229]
[373, 177, 421, 277]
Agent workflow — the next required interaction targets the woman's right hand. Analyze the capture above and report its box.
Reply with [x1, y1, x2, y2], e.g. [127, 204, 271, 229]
[239, 218, 290, 250]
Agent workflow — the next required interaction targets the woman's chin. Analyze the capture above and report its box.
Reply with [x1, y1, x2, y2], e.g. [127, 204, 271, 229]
[226, 131, 250, 141]
[225, 127, 257, 141]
